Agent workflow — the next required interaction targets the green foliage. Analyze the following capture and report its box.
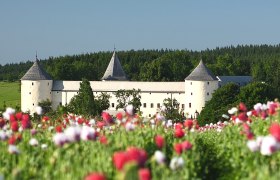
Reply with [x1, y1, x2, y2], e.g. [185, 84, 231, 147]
[237, 81, 277, 109]
[114, 89, 142, 112]
[67, 79, 96, 116]
[198, 83, 240, 125]
[67, 79, 111, 116]
[38, 99, 52, 114]
[163, 98, 184, 123]
[95, 92, 111, 115]
[0, 81, 21, 111]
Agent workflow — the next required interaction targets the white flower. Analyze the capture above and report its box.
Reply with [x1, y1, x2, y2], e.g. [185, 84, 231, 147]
[48, 126, 54, 132]
[261, 104, 268, 111]
[8, 145, 20, 154]
[53, 133, 67, 146]
[156, 113, 165, 121]
[170, 157, 184, 170]
[126, 104, 134, 115]
[247, 140, 259, 152]
[246, 111, 252, 117]
[0, 131, 8, 141]
[64, 126, 81, 142]
[41, 144, 48, 150]
[29, 138, 39, 146]
[160, 105, 167, 112]
[80, 126, 96, 141]
[260, 136, 280, 156]
[125, 122, 135, 131]
[37, 124, 42, 128]
[18, 127, 23, 133]
[166, 120, 173, 128]
[35, 106, 43, 115]
[222, 114, 229, 119]
[150, 119, 155, 124]
[89, 119, 95, 126]
[228, 107, 238, 115]
[154, 150, 165, 164]
[254, 103, 262, 112]
[5, 107, 15, 115]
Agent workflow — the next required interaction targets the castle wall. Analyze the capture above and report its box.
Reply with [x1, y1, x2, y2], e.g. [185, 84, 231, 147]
[185, 80, 218, 118]
[21, 80, 52, 113]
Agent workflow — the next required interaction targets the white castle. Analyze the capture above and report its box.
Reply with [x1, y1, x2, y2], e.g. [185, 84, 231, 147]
[21, 52, 252, 118]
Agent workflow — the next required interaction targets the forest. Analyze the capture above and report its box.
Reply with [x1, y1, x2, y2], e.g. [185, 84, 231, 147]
[0, 44, 279, 95]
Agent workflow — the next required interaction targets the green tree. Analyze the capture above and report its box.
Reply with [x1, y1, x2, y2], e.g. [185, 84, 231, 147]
[67, 78, 96, 116]
[237, 82, 277, 109]
[163, 98, 184, 123]
[95, 92, 111, 115]
[198, 83, 240, 125]
[38, 99, 52, 114]
[114, 89, 142, 112]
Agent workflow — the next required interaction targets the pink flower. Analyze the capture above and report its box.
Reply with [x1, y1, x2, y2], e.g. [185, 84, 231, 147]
[102, 112, 113, 124]
[138, 168, 151, 180]
[116, 112, 123, 120]
[0, 118, 5, 128]
[239, 102, 247, 112]
[181, 141, 192, 150]
[113, 151, 129, 170]
[11, 121, 19, 132]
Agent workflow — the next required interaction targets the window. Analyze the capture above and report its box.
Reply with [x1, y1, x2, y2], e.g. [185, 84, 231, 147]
[182, 104, 185, 109]
[50, 92, 51, 94]
[143, 103, 146, 108]
[157, 103, 160, 108]
[33, 103, 34, 106]
[59, 102, 62, 106]
[189, 103, 191, 108]
[48, 82, 49, 86]
[149, 114, 151, 117]
[207, 92, 209, 96]
[151, 103, 154, 108]
[57, 91, 59, 93]
[29, 92, 31, 95]
[207, 82, 210, 85]
[191, 92, 193, 95]
[32, 82, 34, 86]
[112, 103, 114, 108]
[190, 82, 192, 85]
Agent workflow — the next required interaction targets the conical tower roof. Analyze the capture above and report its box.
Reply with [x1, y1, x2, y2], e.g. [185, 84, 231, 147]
[185, 60, 217, 81]
[101, 51, 128, 81]
[21, 60, 52, 80]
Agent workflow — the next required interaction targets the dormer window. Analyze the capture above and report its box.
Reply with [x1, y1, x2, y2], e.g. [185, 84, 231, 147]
[207, 82, 210, 85]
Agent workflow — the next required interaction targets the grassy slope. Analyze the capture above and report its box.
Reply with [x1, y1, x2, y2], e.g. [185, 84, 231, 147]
[0, 81, 20, 110]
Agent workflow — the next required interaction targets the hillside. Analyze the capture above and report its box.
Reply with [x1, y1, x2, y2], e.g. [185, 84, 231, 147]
[0, 44, 279, 94]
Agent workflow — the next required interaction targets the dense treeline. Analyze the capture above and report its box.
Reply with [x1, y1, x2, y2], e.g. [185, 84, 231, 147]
[0, 44, 279, 94]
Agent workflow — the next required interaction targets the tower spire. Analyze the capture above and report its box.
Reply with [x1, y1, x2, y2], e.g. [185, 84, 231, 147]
[36, 51, 38, 61]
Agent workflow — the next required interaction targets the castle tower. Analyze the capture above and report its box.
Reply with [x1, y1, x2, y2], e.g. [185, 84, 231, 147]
[185, 60, 218, 119]
[21, 58, 53, 113]
[101, 51, 128, 81]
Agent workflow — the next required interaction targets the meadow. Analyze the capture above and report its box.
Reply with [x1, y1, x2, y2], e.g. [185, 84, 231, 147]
[0, 82, 20, 111]
[0, 101, 280, 179]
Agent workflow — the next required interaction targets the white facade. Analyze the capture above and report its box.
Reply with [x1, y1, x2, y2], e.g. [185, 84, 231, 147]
[21, 80, 52, 113]
[185, 80, 218, 118]
[21, 55, 252, 118]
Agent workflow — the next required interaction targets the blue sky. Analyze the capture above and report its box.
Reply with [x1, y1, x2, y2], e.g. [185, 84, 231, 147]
[0, 0, 279, 65]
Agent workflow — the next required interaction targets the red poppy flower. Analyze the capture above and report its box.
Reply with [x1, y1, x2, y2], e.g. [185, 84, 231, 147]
[56, 125, 63, 133]
[174, 143, 183, 155]
[184, 119, 193, 130]
[126, 147, 148, 167]
[269, 123, 280, 142]
[84, 172, 106, 180]
[138, 168, 151, 180]
[238, 112, 248, 122]
[11, 121, 19, 132]
[9, 114, 16, 123]
[116, 112, 123, 120]
[99, 135, 107, 145]
[174, 128, 184, 138]
[102, 112, 113, 124]
[8, 135, 17, 145]
[22, 119, 32, 129]
[15, 112, 23, 120]
[0, 118, 5, 128]
[239, 102, 247, 112]
[113, 151, 129, 170]
[154, 135, 165, 149]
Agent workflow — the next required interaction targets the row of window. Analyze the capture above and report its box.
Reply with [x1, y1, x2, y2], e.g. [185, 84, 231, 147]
[111, 103, 186, 109]
[190, 92, 210, 96]
[190, 82, 210, 85]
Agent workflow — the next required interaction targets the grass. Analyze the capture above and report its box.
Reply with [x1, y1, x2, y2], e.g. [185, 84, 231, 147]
[0, 81, 21, 111]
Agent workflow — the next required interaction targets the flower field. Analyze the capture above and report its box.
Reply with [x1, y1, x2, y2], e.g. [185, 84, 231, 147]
[0, 102, 280, 180]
